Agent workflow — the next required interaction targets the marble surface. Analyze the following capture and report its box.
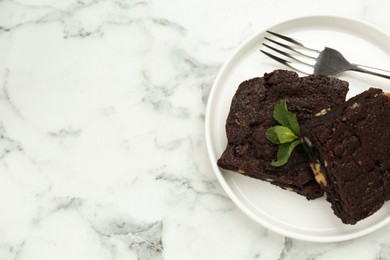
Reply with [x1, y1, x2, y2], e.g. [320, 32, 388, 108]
[1, 0, 390, 259]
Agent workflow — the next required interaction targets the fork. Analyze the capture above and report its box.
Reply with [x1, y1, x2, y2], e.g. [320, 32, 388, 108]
[260, 31, 390, 79]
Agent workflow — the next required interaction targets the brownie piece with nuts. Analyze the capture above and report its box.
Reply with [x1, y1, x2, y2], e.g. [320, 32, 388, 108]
[217, 70, 349, 200]
[301, 88, 390, 224]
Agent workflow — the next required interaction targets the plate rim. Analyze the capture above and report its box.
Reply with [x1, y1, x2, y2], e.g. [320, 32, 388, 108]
[205, 15, 390, 242]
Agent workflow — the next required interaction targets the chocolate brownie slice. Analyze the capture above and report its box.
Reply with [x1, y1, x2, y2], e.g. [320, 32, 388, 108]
[217, 70, 349, 200]
[301, 88, 390, 224]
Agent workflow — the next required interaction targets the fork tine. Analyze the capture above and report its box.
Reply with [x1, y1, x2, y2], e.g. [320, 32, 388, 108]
[260, 49, 314, 75]
[264, 37, 317, 59]
[263, 43, 316, 67]
[266, 31, 323, 53]
[263, 43, 314, 66]
[260, 50, 290, 67]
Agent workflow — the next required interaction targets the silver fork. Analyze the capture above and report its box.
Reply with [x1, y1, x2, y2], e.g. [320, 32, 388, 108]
[261, 31, 390, 79]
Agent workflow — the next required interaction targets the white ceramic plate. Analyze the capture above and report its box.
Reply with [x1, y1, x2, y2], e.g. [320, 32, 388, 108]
[205, 16, 390, 242]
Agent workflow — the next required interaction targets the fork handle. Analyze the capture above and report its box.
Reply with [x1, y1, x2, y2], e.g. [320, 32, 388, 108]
[351, 64, 390, 79]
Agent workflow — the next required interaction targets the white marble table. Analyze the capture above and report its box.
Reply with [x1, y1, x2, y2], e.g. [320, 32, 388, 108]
[1, 0, 390, 259]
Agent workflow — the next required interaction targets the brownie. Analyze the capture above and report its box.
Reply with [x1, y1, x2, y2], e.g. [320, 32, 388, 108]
[301, 88, 390, 224]
[217, 70, 349, 200]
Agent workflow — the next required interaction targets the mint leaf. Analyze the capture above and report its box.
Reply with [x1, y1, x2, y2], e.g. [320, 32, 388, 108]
[273, 99, 300, 135]
[271, 139, 301, 167]
[266, 126, 298, 144]
[266, 99, 303, 167]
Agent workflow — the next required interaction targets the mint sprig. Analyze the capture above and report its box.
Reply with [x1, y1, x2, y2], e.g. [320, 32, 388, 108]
[266, 125, 298, 144]
[265, 99, 301, 167]
[273, 99, 300, 136]
[271, 139, 301, 167]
